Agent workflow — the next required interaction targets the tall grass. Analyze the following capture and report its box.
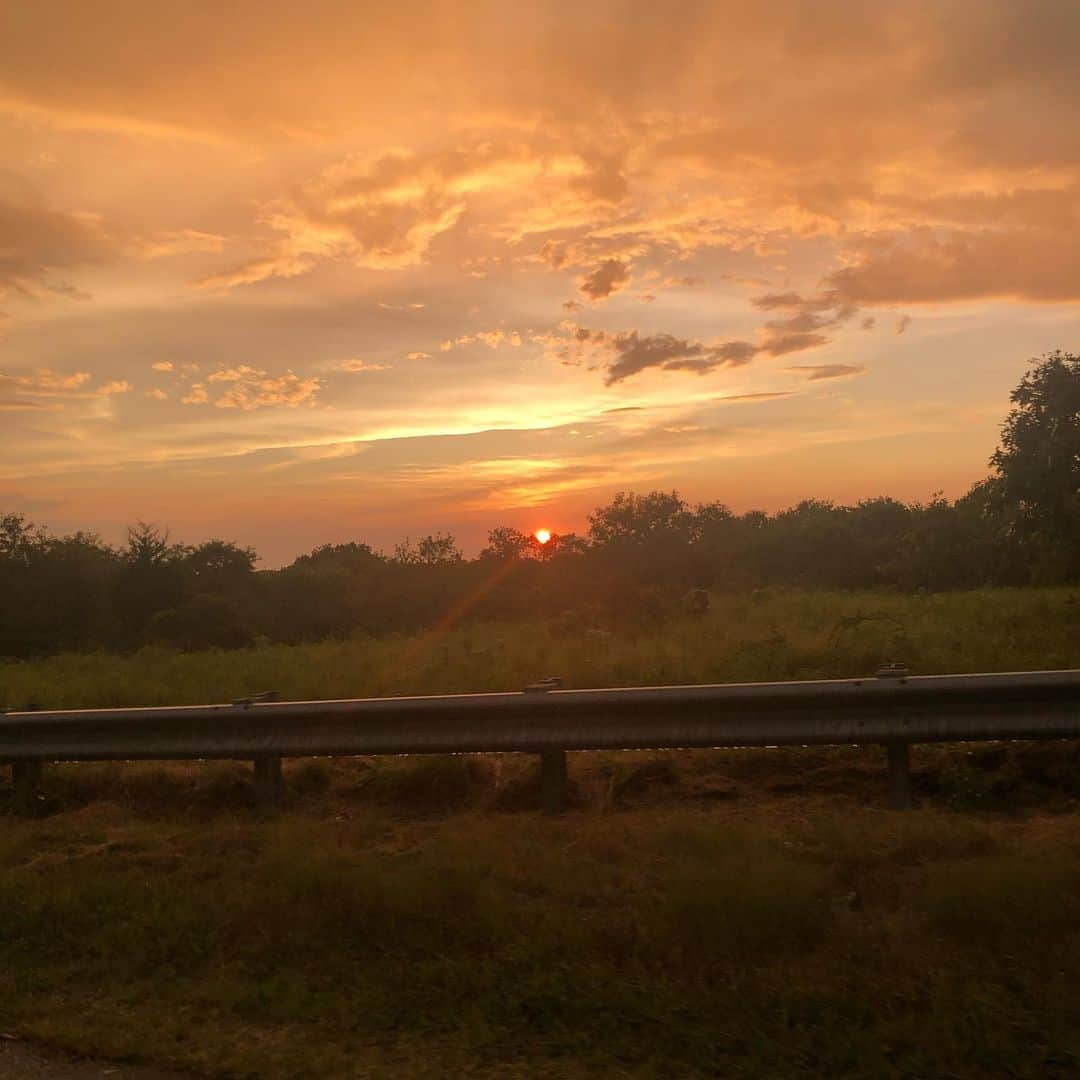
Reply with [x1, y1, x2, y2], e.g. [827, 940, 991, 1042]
[2, 587, 1077, 709]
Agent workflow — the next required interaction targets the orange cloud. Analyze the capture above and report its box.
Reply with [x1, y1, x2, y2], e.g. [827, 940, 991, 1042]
[0, 198, 111, 296]
[7, 369, 91, 393]
[209, 368, 322, 410]
[133, 229, 226, 259]
[338, 359, 391, 372]
[827, 227, 1080, 304]
[440, 330, 522, 351]
[97, 379, 132, 395]
[537, 324, 759, 385]
[579, 258, 630, 301]
[787, 364, 866, 381]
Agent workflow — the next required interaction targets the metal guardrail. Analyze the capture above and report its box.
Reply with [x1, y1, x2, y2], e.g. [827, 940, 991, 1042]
[2, 668, 1079, 813]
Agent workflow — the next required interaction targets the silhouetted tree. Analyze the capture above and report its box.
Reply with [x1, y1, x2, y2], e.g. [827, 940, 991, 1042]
[184, 539, 258, 595]
[114, 523, 188, 640]
[588, 491, 694, 546]
[291, 541, 383, 572]
[479, 526, 533, 561]
[394, 532, 463, 565]
[990, 351, 1079, 580]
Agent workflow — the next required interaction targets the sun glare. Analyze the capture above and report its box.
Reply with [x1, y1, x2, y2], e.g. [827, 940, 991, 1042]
[534, 528, 552, 544]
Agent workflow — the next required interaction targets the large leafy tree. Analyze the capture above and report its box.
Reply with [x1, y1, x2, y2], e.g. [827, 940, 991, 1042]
[114, 522, 189, 638]
[588, 491, 695, 546]
[990, 351, 1079, 578]
[184, 539, 258, 594]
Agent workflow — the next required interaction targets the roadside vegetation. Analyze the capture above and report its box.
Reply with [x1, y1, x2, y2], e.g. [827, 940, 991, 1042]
[3, 586, 1077, 710]
[3, 755, 1080, 1078]
[1, 581, 1079, 1077]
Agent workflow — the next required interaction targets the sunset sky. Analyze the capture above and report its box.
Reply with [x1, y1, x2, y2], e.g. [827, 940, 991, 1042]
[3, 1, 1080, 564]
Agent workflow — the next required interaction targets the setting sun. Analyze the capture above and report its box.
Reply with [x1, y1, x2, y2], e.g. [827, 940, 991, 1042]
[534, 529, 552, 545]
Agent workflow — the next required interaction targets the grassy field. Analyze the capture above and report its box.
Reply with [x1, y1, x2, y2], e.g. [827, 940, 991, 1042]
[2, 587, 1080, 1078]
[3, 756, 1080, 1079]
[2, 587, 1078, 709]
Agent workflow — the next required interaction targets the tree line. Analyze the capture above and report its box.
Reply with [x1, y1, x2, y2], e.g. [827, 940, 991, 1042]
[2, 352, 1076, 658]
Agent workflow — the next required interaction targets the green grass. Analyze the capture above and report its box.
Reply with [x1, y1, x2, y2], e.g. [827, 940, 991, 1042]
[2, 586, 1078, 709]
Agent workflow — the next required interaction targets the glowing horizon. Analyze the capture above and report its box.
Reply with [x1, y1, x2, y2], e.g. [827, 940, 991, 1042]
[3, 3, 1080, 565]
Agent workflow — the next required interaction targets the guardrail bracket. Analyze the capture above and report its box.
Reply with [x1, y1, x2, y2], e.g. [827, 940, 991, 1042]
[253, 755, 284, 816]
[12, 760, 43, 816]
[540, 749, 568, 813]
[887, 741, 914, 810]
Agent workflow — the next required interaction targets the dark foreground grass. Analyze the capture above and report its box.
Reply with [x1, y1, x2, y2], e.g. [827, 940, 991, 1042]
[3, 749, 1080, 1078]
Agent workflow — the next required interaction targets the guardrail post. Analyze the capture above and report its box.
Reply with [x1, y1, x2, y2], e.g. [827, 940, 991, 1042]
[886, 742, 913, 810]
[253, 755, 284, 815]
[12, 760, 43, 815]
[540, 750, 568, 814]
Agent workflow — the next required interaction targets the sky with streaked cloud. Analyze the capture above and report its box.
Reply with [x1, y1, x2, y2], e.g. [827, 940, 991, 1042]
[3, 1, 1079, 563]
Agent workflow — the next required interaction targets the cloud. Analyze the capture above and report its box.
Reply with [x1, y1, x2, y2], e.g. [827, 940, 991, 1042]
[209, 368, 322, 410]
[133, 229, 226, 259]
[786, 364, 867, 381]
[151, 360, 174, 372]
[578, 258, 630, 301]
[97, 379, 132, 395]
[2, 1, 1075, 171]
[338, 359, 391, 372]
[377, 301, 426, 311]
[6, 369, 91, 393]
[896, 314, 911, 335]
[181, 367, 321, 409]
[207, 365, 261, 384]
[826, 226, 1080, 304]
[762, 332, 830, 356]
[751, 292, 807, 311]
[540, 241, 569, 269]
[664, 275, 704, 287]
[0, 197, 111, 296]
[750, 289, 859, 356]
[0, 368, 134, 411]
[440, 329, 522, 351]
[0, 397, 63, 412]
[200, 140, 616, 288]
[715, 391, 796, 402]
[543, 325, 759, 386]
[146, 388, 169, 400]
[406, 351, 431, 360]
[198, 255, 314, 291]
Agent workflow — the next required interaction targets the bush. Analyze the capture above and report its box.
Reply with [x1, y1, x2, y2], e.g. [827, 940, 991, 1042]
[148, 594, 252, 651]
